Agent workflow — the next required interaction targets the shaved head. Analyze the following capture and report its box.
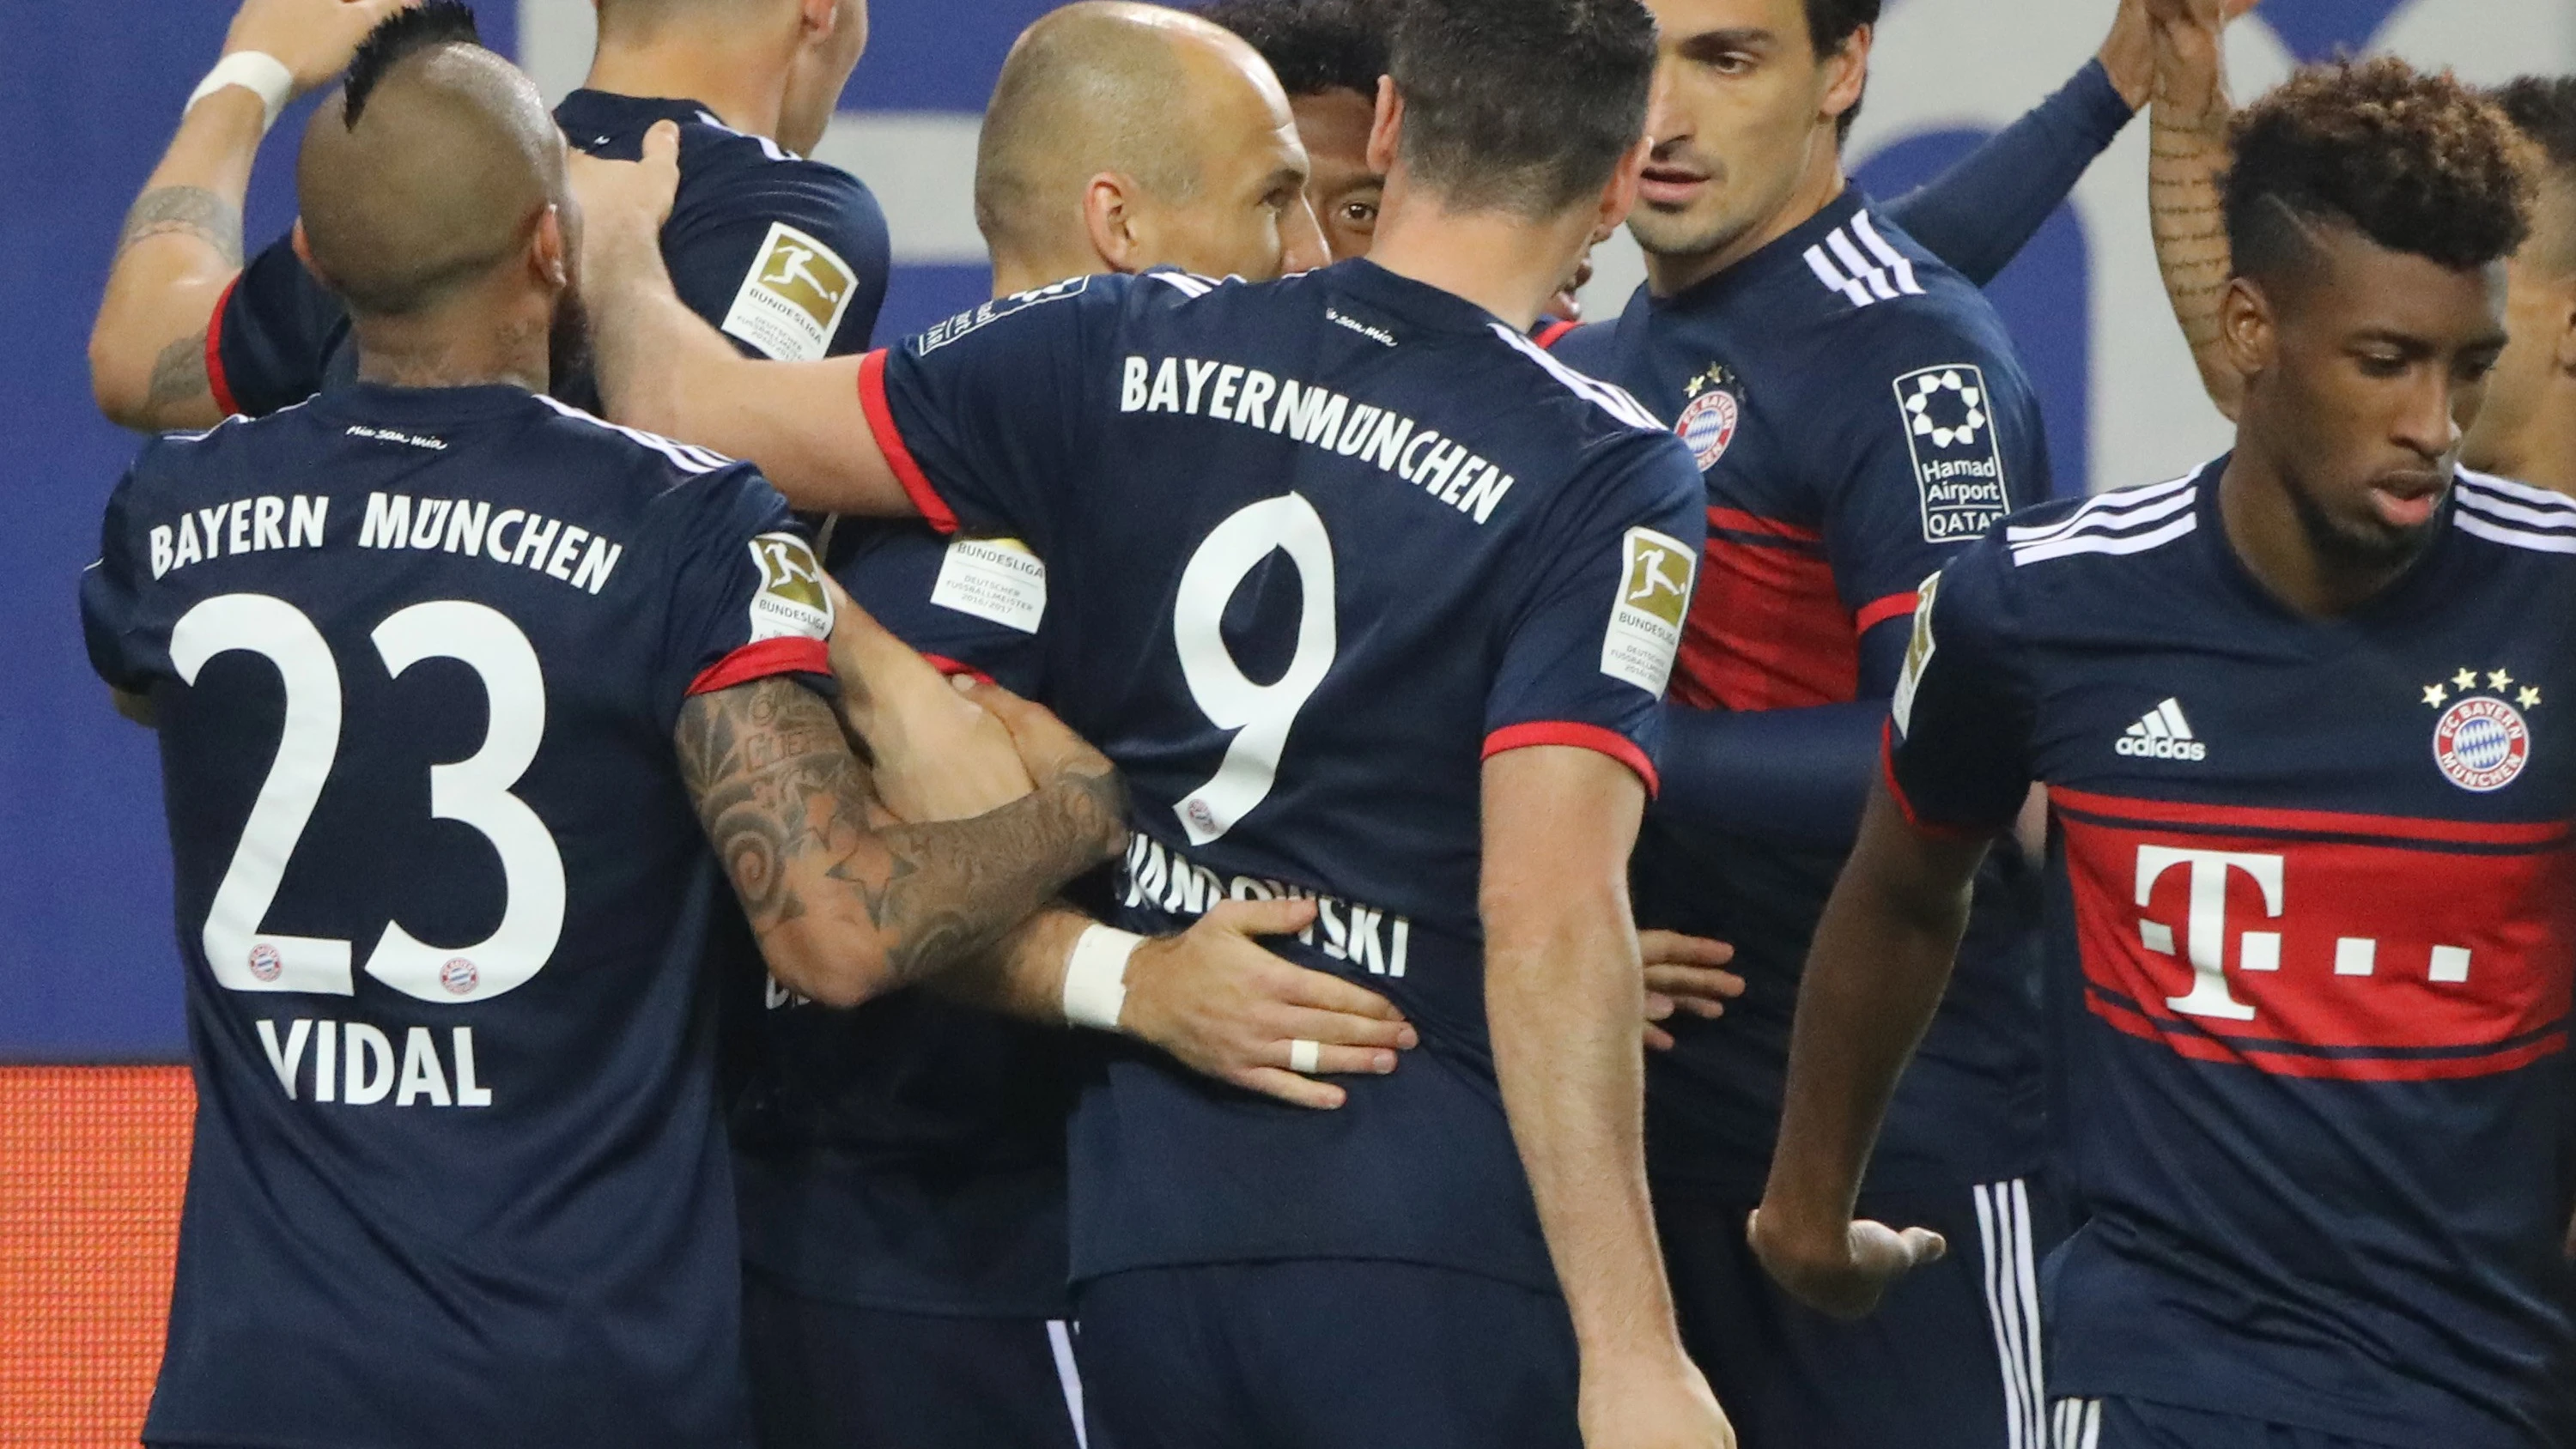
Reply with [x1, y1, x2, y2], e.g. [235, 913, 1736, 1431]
[975, 1, 1298, 263]
[299, 41, 568, 318]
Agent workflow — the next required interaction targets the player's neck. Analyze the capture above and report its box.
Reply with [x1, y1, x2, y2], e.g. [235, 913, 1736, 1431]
[2216, 447, 2417, 619]
[352, 306, 550, 397]
[585, 30, 790, 144]
[990, 252, 1102, 300]
[1368, 177, 1597, 332]
[1643, 139, 1847, 298]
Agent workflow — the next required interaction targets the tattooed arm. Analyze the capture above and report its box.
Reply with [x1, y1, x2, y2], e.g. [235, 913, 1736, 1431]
[89, 0, 412, 430]
[676, 676, 1127, 1006]
[2148, 0, 2254, 420]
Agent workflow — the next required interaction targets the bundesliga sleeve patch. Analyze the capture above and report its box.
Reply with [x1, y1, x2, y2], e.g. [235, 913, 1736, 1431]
[1891, 570, 1941, 737]
[721, 222, 860, 362]
[929, 537, 1048, 634]
[1601, 526, 1695, 694]
[1894, 365, 2010, 543]
[747, 532, 834, 640]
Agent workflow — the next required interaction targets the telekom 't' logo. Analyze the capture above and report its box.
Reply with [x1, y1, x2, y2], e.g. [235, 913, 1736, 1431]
[2133, 846, 2475, 1022]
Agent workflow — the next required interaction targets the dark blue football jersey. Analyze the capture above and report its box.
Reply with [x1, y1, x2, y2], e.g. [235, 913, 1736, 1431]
[1887, 460, 2576, 1447]
[1552, 191, 2050, 1193]
[866, 260, 1706, 1289]
[80, 380, 836, 1448]
[211, 91, 889, 416]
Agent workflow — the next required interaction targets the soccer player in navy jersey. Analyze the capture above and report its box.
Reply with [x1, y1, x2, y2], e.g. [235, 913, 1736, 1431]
[1539, 1, 2062, 1442]
[1756, 58, 2576, 1449]
[78, 26, 1127, 1449]
[91, 0, 884, 431]
[575, 0, 1740, 1443]
[734, 9, 1362, 1449]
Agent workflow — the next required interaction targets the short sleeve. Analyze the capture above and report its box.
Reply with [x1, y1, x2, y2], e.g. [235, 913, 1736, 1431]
[211, 233, 352, 417]
[829, 521, 1048, 697]
[1483, 434, 1709, 797]
[651, 465, 837, 729]
[663, 161, 891, 363]
[860, 275, 1119, 545]
[79, 462, 166, 695]
[1882, 535, 2035, 835]
[1818, 314, 2050, 694]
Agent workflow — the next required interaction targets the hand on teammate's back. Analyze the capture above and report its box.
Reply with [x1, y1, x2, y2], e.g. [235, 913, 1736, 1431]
[222, 0, 420, 97]
[1118, 898, 1421, 1112]
[1641, 930, 1743, 1052]
[1743, 1206, 1948, 1323]
[568, 118, 683, 251]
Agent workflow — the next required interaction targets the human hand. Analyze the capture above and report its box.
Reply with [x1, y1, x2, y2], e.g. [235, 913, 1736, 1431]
[1119, 897, 1419, 1110]
[956, 679, 1127, 857]
[1746, 1204, 1947, 1321]
[1642, 930, 1743, 1052]
[223, 0, 417, 97]
[1577, 1350, 1736, 1449]
[569, 118, 682, 260]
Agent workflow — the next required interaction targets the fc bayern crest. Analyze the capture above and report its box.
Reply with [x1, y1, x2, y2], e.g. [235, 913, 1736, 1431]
[1676, 388, 1739, 471]
[247, 943, 282, 982]
[440, 957, 480, 995]
[2433, 695, 2530, 791]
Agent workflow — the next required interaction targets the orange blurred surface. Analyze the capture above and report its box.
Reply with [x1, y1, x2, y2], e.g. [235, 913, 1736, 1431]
[0, 1066, 193, 1449]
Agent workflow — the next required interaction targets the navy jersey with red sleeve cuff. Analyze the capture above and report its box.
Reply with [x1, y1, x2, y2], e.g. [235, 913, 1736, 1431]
[1552, 191, 2050, 1196]
[1888, 463, 2576, 1448]
[212, 90, 887, 417]
[77, 380, 832, 1449]
[864, 261, 1704, 1292]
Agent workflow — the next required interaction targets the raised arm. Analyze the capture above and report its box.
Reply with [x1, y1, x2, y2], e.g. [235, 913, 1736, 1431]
[574, 124, 910, 515]
[676, 674, 1126, 1007]
[89, 0, 409, 430]
[1747, 783, 1984, 1318]
[2148, 0, 2253, 418]
[1484, 745, 1733, 1448]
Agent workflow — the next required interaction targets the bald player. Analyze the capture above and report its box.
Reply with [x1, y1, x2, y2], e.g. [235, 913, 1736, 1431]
[92, 0, 883, 430]
[734, 10, 1347, 1447]
[77, 15, 1126, 1447]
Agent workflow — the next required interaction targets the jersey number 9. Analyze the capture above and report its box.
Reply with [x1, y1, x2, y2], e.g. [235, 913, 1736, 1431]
[1171, 494, 1338, 846]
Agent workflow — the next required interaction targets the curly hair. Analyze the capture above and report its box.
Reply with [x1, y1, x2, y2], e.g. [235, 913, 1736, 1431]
[1196, 0, 1388, 100]
[2227, 57, 2531, 288]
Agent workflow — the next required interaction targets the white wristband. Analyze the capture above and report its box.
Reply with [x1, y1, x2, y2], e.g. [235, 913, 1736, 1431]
[1062, 925, 1141, 1033]
[188, 52, 295, 134]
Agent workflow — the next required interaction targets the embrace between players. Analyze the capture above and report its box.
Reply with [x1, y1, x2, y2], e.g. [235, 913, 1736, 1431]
[80, 0, 2576, 1446]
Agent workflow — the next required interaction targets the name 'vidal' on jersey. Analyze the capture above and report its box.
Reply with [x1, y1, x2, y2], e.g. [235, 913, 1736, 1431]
[862, 260, 1705, 1289]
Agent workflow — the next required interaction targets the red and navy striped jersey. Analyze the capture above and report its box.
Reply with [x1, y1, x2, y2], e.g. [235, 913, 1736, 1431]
[210, 90, 889, 417]
[1552, 191, 2052, 1192]
[79, 383, 833, 1447]
[865, 260, 1704, 1290]
[1888, 460, 2576, 1447]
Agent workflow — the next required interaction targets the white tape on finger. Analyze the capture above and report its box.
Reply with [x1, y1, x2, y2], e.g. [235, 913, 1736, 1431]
[1289, 1038, 1321, 1074]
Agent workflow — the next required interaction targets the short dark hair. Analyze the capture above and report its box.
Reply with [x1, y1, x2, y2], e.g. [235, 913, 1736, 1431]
[2226, 58, 2531, 289]
[344, 0, 482, 125]
[1803, 0, 1879, 141]
[2493, 75, 2576, 273]
[1386, 0, 1656, 217]
[1196, 0, 1388, 100]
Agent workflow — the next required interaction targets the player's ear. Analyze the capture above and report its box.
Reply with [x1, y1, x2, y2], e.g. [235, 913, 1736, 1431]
[2220, 276, 2275, 380]
[1366, 76, 1400, 178]
[289, 218, 315, 272]
[531, 205, 570, 292]
[1820, 22, 1871, 133]
[1083, 173, 1145, 274]
[2553, 276, 2576, 376]
[1595, 132, 1652, 237]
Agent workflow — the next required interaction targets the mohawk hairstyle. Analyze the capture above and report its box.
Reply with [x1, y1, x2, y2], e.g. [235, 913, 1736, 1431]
[344, 0, 483, 126]
[2226, 57, 2531, 288]
[1388, 0, 1656, 218]
[1195, 0, 1388, 100]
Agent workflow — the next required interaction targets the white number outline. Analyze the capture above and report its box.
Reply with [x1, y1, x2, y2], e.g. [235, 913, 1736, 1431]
[169, 593, 565, 1003]
[1170, 494, 1337, 845]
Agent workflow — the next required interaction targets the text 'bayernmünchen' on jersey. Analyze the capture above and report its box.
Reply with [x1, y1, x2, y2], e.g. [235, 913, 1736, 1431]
[142, 488, 626, 597]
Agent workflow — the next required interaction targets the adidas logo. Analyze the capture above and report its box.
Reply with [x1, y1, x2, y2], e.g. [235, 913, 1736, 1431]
[2116, 698, 2207, 761]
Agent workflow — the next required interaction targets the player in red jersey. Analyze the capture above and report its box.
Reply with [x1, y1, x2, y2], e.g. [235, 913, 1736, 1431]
[1754, 58, 2573, 1449]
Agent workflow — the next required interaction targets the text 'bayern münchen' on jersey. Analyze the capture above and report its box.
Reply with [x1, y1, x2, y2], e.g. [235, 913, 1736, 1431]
[1884, 460, 2576, 1448]
[859, 261, 1706, 1290]
[210, 90, 890, 418]
[79, 380, 835, 1449]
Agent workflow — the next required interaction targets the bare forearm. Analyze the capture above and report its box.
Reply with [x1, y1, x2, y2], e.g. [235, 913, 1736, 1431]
[1764, 811, 1980, 1233]
[2149, 29, 2242, 419]
[921, 906, 1090, 1022]
[92, 91, 264, 429]
[1490, 896, 1678, 1357]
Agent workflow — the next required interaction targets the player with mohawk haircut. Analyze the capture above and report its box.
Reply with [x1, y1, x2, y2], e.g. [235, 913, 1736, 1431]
[1756, 57, 2576, 1449]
